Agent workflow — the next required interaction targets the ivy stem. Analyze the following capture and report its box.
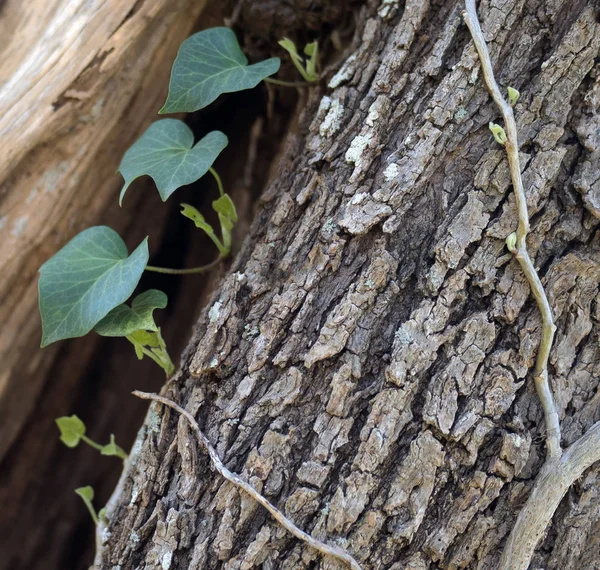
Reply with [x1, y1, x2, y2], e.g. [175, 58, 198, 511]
[79, 494, 99, 525]
[264, 77, 312, 87]
[463, 0, 560, 459]
[81, 435, 103, 453]
[209, 167, 225, 197]
[145, 256, 223, 275]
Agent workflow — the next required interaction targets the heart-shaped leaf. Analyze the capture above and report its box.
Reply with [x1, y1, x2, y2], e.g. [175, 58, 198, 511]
[39, 226, 149, 347]
[56, 415, 86, 447]
[160, 27, 280, 114]
[75, 486, 98, 524]
[94, 289, 168, 337]
[118, 119, 228, 205]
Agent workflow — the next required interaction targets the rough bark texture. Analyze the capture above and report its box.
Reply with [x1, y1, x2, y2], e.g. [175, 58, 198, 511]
[87, 0, 600, 568]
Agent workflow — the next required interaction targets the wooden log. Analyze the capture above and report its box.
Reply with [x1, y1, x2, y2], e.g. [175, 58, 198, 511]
[0, 0, 208, 460]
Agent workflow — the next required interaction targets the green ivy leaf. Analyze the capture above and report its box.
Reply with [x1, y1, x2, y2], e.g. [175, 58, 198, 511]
[39, 227, 149, 347]
[126, 328, 174, 375]
[180, 203, 227, 256]
[75, 486, 99, 524]
[489, 122, 507, 145]
[212, 194, 238, 228]
[101, 434, 127, 459]
[507, 86, 520, 106]
[94, 289, 167, 337]
[304, 41, 319, 81]
[75, 486, 94, 502]
[160, 27, 280, 114]
[128, 330, 162, 352]
[180, 203, 214, 234]
[278, 38, 303, 71]
[278, 38, 318, 82]
[213, 193, 238, 253]
[118, 120, 228, 205]
[56, 415, 86, 447]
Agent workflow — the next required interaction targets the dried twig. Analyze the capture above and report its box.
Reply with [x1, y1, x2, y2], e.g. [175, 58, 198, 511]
[463, 0, 560, 459]
[133, 391, 363, 570]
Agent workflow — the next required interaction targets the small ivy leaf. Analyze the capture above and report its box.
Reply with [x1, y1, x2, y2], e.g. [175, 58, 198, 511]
[505, 232, 518, 253]
[278, 38, 308, 81]
[212, 194, 238, 255]
[39, 227, 149, 347]
[304, 41, 318, 57]
[180, 203, 227, 255]
[98, 508, 108, 523]
[160, 27, 280, 114]
[279, 38, 301, 63]
[94, 289, 168, 337]
[101, 434, 126, 459]
[126, 328, 174, 375]
[118, 120, 228, 205]
[180, 203, 214, 234]
[129, 329, 161, 348]
[212, 194, 238, 229]
[56, 415, 86, 447]
[279, 38, 318, 82]
[101, 434, 118, 456]
[507, 86, 520, 106]
[303, 41, 319, 81]
[489, 122, 507, 145]
[75, 486, 94, 502]
[75, 486, 98, 524]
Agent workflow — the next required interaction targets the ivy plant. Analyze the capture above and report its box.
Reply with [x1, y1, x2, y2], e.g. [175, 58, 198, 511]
[38, 27, 317, 372]
[95, 289, 174, 374]
[56, 415, 127, 460]
[40, 25, 319, 523]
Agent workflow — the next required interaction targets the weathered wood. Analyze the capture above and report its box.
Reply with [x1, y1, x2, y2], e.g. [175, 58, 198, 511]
[0, 0, 208, 462]
[0, 1, 210, 568]
[95, 1, 600, 569]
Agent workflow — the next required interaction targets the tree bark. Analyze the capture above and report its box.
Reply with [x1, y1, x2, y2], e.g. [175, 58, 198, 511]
[79, 0, 600, 568]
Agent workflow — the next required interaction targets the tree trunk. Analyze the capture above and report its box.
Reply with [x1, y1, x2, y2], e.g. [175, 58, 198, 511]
[37, 0, 600, 568]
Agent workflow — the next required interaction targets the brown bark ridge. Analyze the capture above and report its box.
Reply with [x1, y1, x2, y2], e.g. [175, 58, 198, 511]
[96, 0, 600, 569]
